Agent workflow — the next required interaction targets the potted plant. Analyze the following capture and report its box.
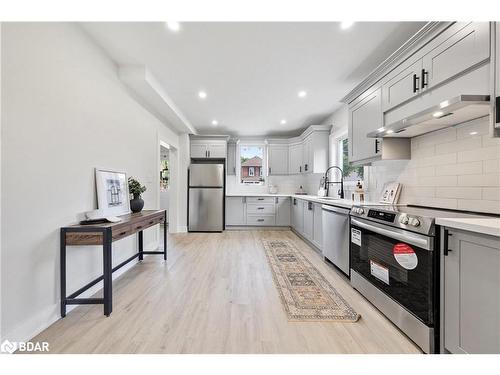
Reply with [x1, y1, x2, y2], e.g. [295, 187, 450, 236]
[128, 177, 147, 213]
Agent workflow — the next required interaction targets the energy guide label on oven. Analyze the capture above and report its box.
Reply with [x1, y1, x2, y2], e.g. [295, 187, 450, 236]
[351, 228, 361, 246]
[370, 260, 389, 285]
[393, 243, 418, 270]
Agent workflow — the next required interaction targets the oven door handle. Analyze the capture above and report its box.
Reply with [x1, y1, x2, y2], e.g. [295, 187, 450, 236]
[351, 218, 433, 251]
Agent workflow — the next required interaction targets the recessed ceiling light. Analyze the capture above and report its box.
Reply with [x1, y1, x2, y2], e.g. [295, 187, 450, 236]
[211, 120, 218, 126]
[166, 22, 181, 32]
[280, 119, 287, 125]
[386, 130, 394, 134]
[340, 21, 355, 30]
[198, 91, 207, 99]
[470, 131, 478, 135]
[433, 111, 444, 118]
[298, 90, 307, 98]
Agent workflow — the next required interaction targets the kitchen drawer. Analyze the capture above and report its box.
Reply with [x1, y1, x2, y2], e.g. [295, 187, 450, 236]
[246, 203, 275, 215]
[246, 215, 276, 226]
[246, 197, 276, 204]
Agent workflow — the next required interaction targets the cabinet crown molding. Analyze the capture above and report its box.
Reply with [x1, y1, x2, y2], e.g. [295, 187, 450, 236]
[341, 22, 453, 104]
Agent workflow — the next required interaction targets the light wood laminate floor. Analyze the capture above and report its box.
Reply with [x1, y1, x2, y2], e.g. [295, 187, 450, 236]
[33, 230, 421, 354]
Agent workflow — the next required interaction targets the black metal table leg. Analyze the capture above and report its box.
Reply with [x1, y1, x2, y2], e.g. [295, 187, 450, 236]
[163, 211, 167, 261]
[138, 230, 144, 261]
[60, 229, 67, 318]
[103, 228, 113, 316]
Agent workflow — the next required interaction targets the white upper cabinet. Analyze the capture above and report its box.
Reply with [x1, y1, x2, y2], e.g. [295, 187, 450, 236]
[227, 142, 237, 175]
[288, 143, 303, 175]
[422, 22, 490, 90]
[349, 87, 382, 163]
[382, 59, 423, 111]
[302, 136, 312, 173]
[268, 144, 289, 175]
[190, 139, 227, 159]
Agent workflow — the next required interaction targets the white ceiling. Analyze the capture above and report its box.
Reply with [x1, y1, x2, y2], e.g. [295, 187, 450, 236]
[82, 22, 426, 137]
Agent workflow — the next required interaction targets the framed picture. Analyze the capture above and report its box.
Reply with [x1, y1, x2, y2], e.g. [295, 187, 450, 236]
[379, 182, 402, 204]
[95, 168, 130, 216]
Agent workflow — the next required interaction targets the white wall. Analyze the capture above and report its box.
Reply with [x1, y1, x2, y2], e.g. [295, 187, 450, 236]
[1, 23, 181, 342]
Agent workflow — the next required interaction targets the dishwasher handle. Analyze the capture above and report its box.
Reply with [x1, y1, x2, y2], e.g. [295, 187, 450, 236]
[321, 205, 350, 215]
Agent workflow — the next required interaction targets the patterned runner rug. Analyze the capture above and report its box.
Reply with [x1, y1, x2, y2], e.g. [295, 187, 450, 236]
[262, 238, 360, 322]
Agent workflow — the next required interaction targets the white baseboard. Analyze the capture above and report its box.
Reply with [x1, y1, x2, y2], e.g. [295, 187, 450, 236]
[174, 226, 187, 233]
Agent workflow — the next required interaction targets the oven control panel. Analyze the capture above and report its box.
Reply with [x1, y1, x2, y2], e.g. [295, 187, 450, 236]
[367, 210, 396, 222]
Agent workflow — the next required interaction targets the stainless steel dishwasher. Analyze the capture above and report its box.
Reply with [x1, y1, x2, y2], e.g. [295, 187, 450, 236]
[321, 205, 350, 276]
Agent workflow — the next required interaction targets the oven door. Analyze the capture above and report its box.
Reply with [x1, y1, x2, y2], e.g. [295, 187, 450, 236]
[350, 217, 435, 325]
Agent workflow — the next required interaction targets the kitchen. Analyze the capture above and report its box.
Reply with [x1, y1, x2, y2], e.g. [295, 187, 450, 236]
[2, 16, 500, 364]
[185, 21, 500, 354]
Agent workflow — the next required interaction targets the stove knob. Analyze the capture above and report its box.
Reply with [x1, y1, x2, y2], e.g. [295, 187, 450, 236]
[409, 217, 421, 227]
[357, 208, 365, 215]
[399, 215, 409, 225]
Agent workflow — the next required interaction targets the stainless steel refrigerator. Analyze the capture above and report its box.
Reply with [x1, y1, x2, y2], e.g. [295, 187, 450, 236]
[188, 163, 224, 232]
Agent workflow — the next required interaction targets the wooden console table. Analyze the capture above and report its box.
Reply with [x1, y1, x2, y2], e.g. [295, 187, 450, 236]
[60, 210, 167, 317]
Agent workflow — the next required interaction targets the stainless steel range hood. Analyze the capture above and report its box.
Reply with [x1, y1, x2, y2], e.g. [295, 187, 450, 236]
[368, 95, 490, 138]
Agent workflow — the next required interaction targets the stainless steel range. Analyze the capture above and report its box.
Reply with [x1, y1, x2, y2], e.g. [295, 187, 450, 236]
[349, 204, 480, 354]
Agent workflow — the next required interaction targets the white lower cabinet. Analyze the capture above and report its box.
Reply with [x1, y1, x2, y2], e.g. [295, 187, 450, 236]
[290, 198, 323, 251]
[276, 197, 291, 226]
[291, 198, 304, 233]
[303, 201, 314, 241]
[443, 228, 500, 354]
[225, 197, 246, 225]
[225, 196, 290, 227]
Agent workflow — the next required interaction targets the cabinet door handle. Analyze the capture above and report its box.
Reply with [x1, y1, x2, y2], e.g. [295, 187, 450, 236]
[496, 96, 500, 124]
[308, 202, 312, 210]
[304, 164, 308, 172]
[269, 167, 271, 174]
[257, 198, 264, 201]
[257, 207, 264, 210]
[375, 139, 380, 154]
[299, 166, 302, 173]
[443, 229, 453, 256]
[421, 69, 428, 89]
[412, 74, 419, 93]
[257, 219, 265, 222]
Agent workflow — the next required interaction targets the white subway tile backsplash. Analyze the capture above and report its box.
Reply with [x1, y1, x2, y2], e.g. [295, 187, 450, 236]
[365, 117, 500, 214]
[458, 174, 500, 187]
[435, 187, 481, 200]
[457, 200, 500, 214]
[457, 145, 500, 162]
[409, 197, 458, 210]
[483, 159, 500, 173]
[417, 152, 457, 167]
[435, 161, 482, 176]
[434, 137, 482, 155]
[418, 175, 458, 187]
[482, 187, 500, 201]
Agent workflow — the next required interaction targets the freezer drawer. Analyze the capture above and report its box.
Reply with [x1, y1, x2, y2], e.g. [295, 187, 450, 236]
[188, 188, 223, 231]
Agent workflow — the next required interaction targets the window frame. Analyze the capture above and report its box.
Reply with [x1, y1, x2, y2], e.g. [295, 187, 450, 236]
[237, 142, 267, 185]
[330, 133, 364, 187]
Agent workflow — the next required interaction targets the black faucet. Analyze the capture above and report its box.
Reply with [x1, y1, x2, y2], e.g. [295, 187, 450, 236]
[324, 166, 344, 199]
